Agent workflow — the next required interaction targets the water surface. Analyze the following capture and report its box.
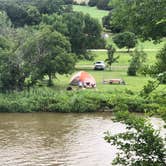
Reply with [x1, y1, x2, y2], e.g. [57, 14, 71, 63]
[0, 113, 165, 166]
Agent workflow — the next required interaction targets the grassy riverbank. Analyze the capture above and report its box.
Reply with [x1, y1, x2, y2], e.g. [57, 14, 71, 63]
[0, 42, 165, 113]
[0, 87, 165, 113]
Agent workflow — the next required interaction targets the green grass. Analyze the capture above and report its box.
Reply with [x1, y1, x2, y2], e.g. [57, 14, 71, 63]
[52, 44, 166, 93]
[73, 5, 109, 23]
[53, 49, 165, 92]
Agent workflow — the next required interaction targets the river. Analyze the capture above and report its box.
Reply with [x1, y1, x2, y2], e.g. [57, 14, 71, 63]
[0, 113, 165, 166]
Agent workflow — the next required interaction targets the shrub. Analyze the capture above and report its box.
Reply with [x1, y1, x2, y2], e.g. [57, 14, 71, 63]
[0, 88, 164, 114]
[127, 48, 147, 76]
[105, 111, 166, 165]
[113, 31, 137, 52]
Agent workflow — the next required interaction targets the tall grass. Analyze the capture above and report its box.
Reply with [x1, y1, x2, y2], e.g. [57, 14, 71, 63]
[0, 87, 165, 113]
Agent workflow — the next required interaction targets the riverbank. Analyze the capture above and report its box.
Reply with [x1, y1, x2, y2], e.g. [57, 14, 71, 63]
[0, 87, 165, 114]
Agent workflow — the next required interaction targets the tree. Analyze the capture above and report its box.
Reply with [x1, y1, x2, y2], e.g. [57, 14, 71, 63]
[41, 12, 105, 56]
[140, 80, 160, 98]
[22, 26, 76, 86]
[97, 0, 111, 10]
[105, 111, 166, 165]
[36, 0, 65, 14]
[113, 31, 137, 52]
[0, 11, 12, 36]
[102, 12, 112, 29]
[88, 0, 98, 7]
[41, 14, 68, 36]
[0, 36, 26, 92]
[26, 5, 41, 25]
[127, 48, 146, 76]
[105, 44, 119, 70]
[110, 0, 166, 40]
[2, 2, 28, 27]
[63, 12, 105, 55]
[0, 0, 70, 27]
[150, 44, 166, 83]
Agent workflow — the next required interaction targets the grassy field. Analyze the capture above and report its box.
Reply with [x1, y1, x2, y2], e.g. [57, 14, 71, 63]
[73, 5, 109, 23]
[57, 4, 166, 93]
[52, 47, 165, 93]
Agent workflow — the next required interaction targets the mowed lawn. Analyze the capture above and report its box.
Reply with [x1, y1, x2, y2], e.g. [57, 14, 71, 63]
[54, 5, 165, 93]
[53, 48, 165, 92]
[73, 5, 109, 23]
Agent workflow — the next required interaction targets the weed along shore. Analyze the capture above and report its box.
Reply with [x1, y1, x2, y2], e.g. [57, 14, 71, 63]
[0, 88, 165, 113]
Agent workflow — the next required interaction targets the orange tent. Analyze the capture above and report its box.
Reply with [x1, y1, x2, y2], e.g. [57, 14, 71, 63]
[70, 71, 96, 87]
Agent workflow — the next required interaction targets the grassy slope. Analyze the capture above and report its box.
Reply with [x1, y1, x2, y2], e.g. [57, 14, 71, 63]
[73, 5, 109, 23]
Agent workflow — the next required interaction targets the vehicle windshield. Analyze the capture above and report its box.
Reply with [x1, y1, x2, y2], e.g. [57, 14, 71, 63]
[96, 61, 103, 64]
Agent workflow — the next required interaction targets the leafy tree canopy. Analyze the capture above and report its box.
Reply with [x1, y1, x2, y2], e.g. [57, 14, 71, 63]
[113, 31, 137, 51]
[110, 0, 166, 40]
[42, 12, 105, 56]
[105, 111, 166, 165]
[0, 0, 72, 27]
[22, 26, 76, 86]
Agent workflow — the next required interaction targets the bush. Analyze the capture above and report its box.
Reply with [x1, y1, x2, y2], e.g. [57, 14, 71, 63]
[97, 0, 111, 10]
[0, 88, 164, 113]
[88, 0, 98, 7]
[127, 48, 147, 76]
[113, 31, 137, 52]
[105, 111, 166, 165]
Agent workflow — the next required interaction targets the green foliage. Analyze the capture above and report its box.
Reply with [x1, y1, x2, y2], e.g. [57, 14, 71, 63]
[58, 12, 105, 55]
[88, 0, 111, 10]
[35, 0, 65, 14]
[155, 44, 166, 74]
[110, 0, 166, 40]
[140, 80, 160, 98]
[104, 111, 166, 165]
[102, 12, 111, 29]
[113, 31, 137, 52]
[88, 0, 98, 7]
[0, 11, 12, 35]
[153, 44, 166, 83]
[127, 48, 147, 76]
[22, 26, 76, 86]
[0, 88, 164, 113]
[42, 12, 105, 56]
[0, 36, 25, 92]
[105, 44, 119, 69]
[0, 0, 72, 27]
[26, 5, 41, 25]
[97, 0, 111, 10]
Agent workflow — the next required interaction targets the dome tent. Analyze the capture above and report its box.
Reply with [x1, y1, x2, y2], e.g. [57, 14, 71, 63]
[70, 71, 96, 88]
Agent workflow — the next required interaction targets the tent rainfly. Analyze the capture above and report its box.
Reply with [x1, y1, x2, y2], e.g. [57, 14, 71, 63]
[70, 71, 96, 88]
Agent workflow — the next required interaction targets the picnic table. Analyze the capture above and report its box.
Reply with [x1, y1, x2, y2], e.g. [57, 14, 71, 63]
[103, 78, 126, 85]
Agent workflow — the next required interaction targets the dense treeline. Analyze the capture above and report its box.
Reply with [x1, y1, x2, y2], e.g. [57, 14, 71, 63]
[88, 0, 112, 10]
[102, 0, 166, 40]
[0, 0, 73, 26]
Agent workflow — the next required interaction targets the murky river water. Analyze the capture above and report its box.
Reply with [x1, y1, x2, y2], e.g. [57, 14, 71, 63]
[0, 113, 165, 166]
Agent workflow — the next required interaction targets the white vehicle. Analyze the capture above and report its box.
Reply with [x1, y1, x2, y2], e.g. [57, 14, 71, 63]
[94, 61, 106, 70]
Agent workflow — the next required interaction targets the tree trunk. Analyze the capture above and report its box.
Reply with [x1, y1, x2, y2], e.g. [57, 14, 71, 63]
[48, 73, 53, 86]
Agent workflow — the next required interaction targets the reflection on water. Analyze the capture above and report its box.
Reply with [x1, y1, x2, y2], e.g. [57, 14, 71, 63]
[0, 113, 165, 166]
